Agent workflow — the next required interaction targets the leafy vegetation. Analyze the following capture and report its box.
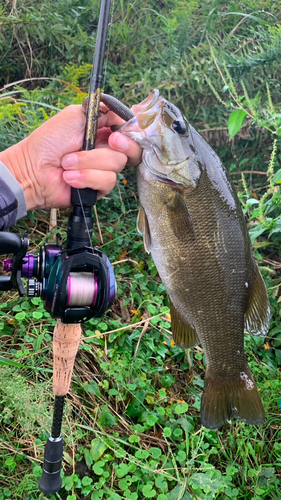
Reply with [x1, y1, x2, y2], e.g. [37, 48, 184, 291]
[0, 0, 280, 499]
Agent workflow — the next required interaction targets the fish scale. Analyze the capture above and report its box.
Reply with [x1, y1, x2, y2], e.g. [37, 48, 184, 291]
[120, 89, 270, 429]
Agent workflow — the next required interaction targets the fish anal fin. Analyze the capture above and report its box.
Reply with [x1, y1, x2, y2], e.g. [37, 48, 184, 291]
[137, 206, 151, 254]
[245, 258, 270, 336]
[201, 365, 265, 430]
[170, 298, 198, 348]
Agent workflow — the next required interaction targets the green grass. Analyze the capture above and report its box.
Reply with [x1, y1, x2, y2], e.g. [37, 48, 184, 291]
[0, 176, 280, 499]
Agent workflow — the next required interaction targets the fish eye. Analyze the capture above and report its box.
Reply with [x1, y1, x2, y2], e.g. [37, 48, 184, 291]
[172, 120, 187, 135]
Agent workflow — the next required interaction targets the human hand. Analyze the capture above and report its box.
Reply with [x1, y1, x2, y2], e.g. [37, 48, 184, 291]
[0, 103, 142, 211]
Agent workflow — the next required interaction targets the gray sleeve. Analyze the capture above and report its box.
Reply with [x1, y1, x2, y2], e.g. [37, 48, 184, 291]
[0, 161, 27, 230]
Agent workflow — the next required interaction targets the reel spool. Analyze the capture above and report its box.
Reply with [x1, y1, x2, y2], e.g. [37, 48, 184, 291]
[67, 272, 98, 307]
[67, 261, 116, 309]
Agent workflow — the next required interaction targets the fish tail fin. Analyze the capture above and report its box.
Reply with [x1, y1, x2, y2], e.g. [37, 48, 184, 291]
[201, 365, 265, 430]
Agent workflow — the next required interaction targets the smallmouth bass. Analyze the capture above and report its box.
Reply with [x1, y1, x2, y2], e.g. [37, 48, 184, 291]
[120, 90, 270, 430]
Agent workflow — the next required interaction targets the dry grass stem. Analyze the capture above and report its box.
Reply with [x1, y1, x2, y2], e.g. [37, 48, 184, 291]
[133, 311, 151, 360]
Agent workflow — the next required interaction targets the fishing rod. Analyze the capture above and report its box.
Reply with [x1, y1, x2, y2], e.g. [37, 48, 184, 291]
[38, 0, 113, 494]
[0, 0, 114, 495]
[0, 0, 135, 492]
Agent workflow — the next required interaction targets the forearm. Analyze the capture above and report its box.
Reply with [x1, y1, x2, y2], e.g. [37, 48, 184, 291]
[0, 160, 27, 229]
[0, 137, 37, 212]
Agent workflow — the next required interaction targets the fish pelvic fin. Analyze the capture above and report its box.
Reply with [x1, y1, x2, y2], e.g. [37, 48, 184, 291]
[245, 257, 270, 336]
[201, 364, 265, 430]
[137, 206, 151, 254]
[169, 298, 199, 348]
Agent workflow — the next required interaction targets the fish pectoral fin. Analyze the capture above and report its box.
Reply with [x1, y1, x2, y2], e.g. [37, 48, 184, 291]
[201, 364, 265, 430]
[137, 206, 151, 254]
[169, 298, 199, 348]
[167, 192, 195, 239]
[244, 258, 271, 336]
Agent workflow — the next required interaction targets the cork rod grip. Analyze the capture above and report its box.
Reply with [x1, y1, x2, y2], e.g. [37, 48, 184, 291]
[53, 320, 82, 396]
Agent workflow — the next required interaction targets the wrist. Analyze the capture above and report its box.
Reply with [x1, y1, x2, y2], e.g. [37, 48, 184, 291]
[0, 137, 38, 211]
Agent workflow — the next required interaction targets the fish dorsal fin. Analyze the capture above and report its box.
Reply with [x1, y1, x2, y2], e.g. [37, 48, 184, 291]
[169, 298, 199, 348]
[137, 206, 151, 254]
[244, 258, 271, 336]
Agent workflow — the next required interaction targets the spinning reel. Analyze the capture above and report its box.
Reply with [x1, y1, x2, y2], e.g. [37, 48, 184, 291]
[0, 190, 116, 323]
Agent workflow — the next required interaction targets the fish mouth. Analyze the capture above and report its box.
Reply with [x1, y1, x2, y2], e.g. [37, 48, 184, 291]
[131, 89, 160, 116]
[120, 90, 162, 135]
[120, 89, 186, 145]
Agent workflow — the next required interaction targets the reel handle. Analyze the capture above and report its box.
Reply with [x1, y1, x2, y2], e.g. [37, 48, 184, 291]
[0, 232, 29, 294]
[0, 232, 22, 255]
[0, 276, 13, 291]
